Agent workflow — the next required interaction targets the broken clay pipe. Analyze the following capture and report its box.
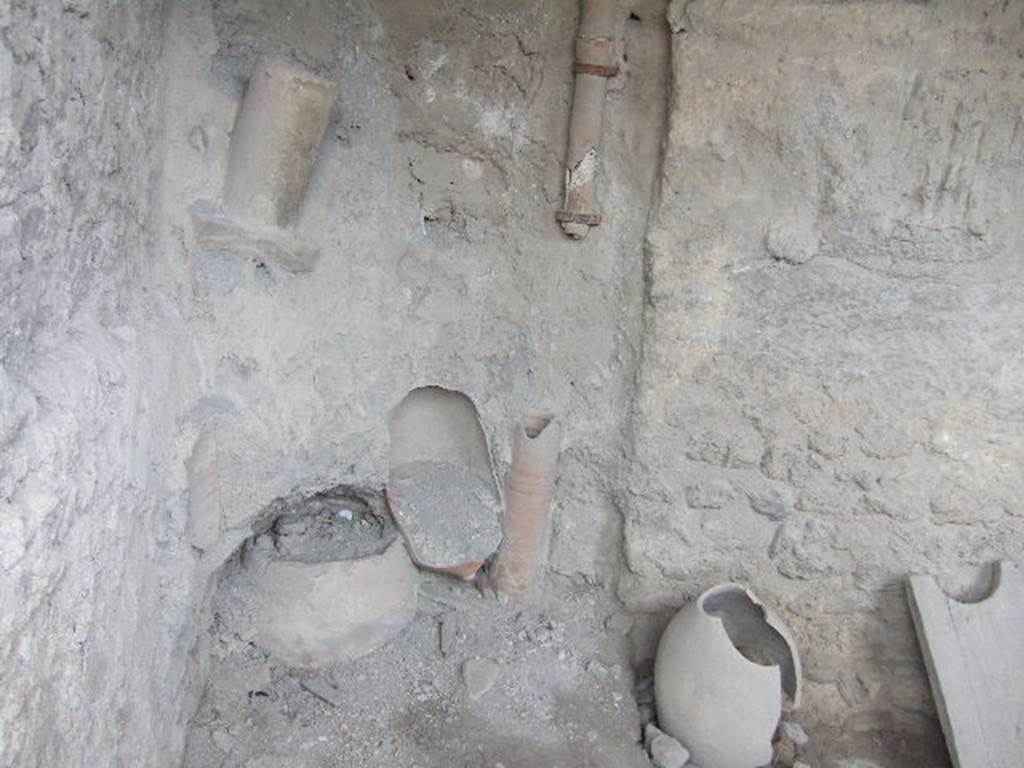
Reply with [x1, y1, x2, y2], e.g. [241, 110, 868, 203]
[224, 59, 337, 228]
[556, 0, 618, 239]
[192, 58, 337, 271]
[492, 413, 561, 602]
[385, 387, 504, 582]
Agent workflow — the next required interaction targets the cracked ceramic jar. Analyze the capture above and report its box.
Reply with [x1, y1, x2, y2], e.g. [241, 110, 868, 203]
[654, 583, 802, 768]
[249, 539, 418, 668]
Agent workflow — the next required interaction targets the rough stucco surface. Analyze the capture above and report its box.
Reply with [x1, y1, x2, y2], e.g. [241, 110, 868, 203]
[1, 1, 204, 766]
[2, 0, 1023, 765]
[160, 0, 666, 584]
[5, 0, 666, 765]
[163, 0, 663, 761]
[622, 0, 1024, 762]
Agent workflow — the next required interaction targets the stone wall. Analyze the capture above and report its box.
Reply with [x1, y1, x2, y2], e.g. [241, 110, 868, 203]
[3, 0, 1023, 765]
[1, 1, 204, 765]
[621, 0, 1024, 761]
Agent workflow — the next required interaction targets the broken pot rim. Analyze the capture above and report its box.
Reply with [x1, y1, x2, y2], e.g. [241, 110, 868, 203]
[383, 486, 494, 580]
[255, 535, 407, 576]
[520, 411, 557, 439]
[694, 581, 803, 708]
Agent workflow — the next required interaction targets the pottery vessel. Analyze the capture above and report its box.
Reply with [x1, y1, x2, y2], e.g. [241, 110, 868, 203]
[654, 583, 802, 768]
[250, 539, 417, 668]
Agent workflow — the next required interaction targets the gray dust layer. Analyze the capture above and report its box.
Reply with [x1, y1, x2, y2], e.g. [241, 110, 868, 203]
[388, 460, 503, 566]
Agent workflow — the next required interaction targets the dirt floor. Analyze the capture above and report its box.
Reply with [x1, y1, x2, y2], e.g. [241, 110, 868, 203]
[178, 489, 951, 768]
[184, 567, 647, 768]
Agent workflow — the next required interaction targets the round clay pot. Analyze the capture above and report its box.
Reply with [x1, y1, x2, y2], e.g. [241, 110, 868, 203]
[249, 538, 418, 668]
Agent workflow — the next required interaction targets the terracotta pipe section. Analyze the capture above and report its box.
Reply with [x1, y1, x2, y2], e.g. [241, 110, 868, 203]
[556, 0, 618, 239]
[191, 58, 336, 271]
[225, 59, 337, 229]
[492, 413, 562, 601]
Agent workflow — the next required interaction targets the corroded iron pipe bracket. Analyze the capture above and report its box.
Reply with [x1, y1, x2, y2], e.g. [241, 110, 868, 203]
[574, 62, 619, 78]
[555, 210, 603, 226]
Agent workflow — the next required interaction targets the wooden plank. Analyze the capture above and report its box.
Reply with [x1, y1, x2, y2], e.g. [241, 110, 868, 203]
[907, 561, 1024, 768]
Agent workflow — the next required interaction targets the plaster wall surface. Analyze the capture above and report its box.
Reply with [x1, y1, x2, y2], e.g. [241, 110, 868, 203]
[622, 0, 1024, 760]
[2, 0, 1023, 766]
[5, 0, 667, 764]
[160, 0, 667, 585]
[1, 1, 202, 765]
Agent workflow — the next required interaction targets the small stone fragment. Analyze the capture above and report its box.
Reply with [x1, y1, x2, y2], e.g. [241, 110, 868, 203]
[764, 215, 818, 265]
[775, 728, 797, 764]
[463, 657, 500, 701]
[685, 480, 734, 509]
[246, 662, 272, 694]
[643, 723, 661, 751]
[299, 676, 345, 708]
[749, 488, 791, 522]
[188, 125, 208, 155]
[412, 677, 437, 702]
[644, 724, 690, 768]
[439, 612, 461, 657]
[803, 658, 839, 684]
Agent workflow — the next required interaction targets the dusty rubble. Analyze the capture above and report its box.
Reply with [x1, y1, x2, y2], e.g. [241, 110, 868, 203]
[185, 565, 650, 768]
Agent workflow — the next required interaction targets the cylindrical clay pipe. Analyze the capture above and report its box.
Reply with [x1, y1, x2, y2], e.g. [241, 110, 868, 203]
[556, 0, 618, 239]
[493, 413, 561, 601]
[224, 59, 337, 229]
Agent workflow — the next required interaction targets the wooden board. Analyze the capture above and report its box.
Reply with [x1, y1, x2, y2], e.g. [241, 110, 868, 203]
[907, 561, 1024, 768]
